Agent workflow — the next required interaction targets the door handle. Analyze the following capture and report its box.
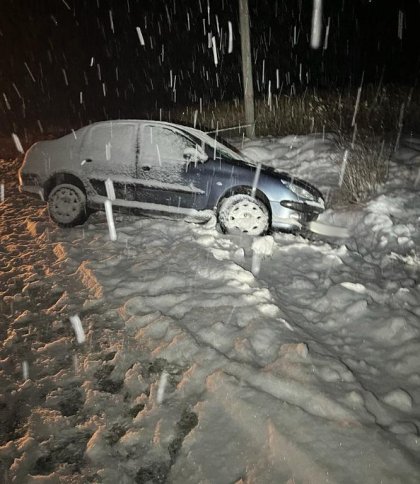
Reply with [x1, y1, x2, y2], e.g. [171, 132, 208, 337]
[81, 158, 92, 165]
[141, 165, 151, 171]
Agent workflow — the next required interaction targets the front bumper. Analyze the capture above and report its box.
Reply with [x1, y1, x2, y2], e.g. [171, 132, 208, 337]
[280, 199, 324, 216]
[270, 199, 324, 232]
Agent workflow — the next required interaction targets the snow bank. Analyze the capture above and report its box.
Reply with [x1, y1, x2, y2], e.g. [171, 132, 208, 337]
[1, 135, 420, 482]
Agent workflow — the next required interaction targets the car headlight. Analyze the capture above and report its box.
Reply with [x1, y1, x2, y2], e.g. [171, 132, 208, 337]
[283, 181, 317, 202]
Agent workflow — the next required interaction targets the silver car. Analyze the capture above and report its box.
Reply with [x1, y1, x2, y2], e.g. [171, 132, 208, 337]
[19, 120, 325, 236]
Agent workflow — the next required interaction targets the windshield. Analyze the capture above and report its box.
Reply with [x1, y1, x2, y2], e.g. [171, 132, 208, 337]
[181, 127, 245, 162]
[206, 132, 243, 156]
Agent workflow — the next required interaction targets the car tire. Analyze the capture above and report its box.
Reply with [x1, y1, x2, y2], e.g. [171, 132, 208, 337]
[48, 183, 88, 227]
[218, 194, 270, 236]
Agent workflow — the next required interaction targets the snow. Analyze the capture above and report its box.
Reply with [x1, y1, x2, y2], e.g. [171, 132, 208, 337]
[1, 133, 420, 482]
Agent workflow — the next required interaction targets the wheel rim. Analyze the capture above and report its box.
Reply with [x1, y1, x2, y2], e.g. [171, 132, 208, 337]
[224, 200, 268, 235]
[49, 187, 81, 223]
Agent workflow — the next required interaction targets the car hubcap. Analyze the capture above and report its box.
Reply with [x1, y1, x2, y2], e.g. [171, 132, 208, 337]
[226, 201, 267, 235]
[50, 187, 80, 222]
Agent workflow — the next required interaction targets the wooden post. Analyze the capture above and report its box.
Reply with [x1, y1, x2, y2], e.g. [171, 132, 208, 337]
[239, 0, 255, 138]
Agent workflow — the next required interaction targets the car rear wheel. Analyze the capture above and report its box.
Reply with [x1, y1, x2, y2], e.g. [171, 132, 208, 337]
[218, 194, 269, 236]
[48, 183, 88, 227]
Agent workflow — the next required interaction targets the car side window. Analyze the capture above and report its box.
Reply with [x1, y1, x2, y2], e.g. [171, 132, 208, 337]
[86, 124, 135, 160]
[141, 126, 196, 166]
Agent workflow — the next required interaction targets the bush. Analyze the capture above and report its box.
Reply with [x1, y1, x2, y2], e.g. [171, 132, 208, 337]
[332, 137, 391, 206]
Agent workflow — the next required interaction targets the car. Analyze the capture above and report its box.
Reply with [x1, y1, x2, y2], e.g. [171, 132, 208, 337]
[18, 120, 325, 236]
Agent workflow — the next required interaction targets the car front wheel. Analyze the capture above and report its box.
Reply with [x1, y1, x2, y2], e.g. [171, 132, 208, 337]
[218, 194, 269, 236]
[48, 183, 88, 227]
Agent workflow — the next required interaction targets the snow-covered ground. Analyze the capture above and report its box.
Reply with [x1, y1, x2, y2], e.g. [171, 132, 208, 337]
[1, 133, 419, 483]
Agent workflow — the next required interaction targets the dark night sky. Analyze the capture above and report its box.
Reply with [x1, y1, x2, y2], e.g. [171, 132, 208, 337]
[0, 0, 419, 133]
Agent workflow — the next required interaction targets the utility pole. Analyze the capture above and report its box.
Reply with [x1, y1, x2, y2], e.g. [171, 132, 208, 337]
[239, 0, 255, 138]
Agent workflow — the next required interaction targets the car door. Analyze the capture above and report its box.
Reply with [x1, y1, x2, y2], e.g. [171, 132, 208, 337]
[80, 122, 137, 200]
[136, 123, 212, 210]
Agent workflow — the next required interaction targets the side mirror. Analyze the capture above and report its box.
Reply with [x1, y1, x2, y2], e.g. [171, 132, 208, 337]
[183, 145, 208, 163]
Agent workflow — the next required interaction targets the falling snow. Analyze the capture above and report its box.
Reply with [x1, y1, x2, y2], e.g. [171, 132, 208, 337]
[156, 371, 169, 404]
[104, 199, 117, 241]
[310, 0, 323, 49]
[69, 315, 86, 344]
[0, 0, 419, 481]
[11, 133, 24, 153]
[136, 26, 145, 46]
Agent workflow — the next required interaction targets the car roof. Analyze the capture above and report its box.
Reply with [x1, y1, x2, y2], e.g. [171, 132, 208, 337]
[82, 120, 246, 162]
[86, 119, 205, 138]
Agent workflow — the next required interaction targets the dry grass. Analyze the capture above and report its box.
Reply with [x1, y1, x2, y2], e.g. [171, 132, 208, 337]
[164, 84, 418, 138]
[332, 137, 391, 206]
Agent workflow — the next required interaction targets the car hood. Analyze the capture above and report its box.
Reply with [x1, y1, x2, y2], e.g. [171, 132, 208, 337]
[223, 156, 324, 201]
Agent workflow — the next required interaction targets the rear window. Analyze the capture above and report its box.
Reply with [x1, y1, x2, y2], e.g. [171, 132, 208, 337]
[85, 123, 136, 160]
